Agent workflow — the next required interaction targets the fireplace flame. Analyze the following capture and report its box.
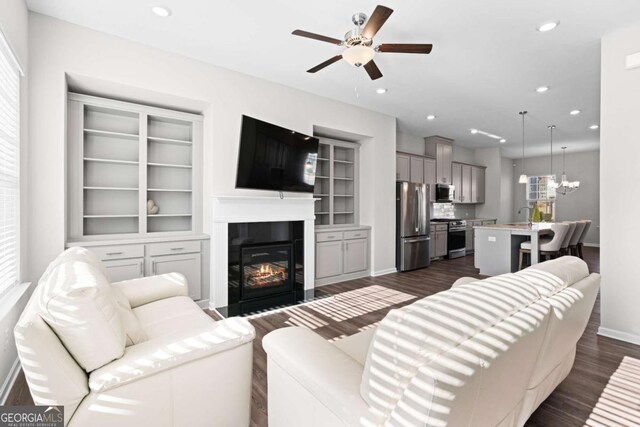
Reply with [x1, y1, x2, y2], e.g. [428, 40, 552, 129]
[259, 264, 273, 275]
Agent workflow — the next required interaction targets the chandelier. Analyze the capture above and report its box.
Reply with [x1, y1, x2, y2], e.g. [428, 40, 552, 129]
[556, 146, 580, 195]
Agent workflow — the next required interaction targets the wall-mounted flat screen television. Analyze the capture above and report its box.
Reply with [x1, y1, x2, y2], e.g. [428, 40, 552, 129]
[235, 115, 319, 193]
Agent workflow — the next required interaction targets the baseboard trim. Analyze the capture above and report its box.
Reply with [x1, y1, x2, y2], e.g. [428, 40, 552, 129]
[584, 243, 600, 248]
[597, 327, 640, 345]
[0, 358, 20, 405]
[196, 299, 210, 309]
[371, 268, 397, 277]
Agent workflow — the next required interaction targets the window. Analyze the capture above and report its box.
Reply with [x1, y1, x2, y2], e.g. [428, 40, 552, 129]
[0, 31, 22, 298]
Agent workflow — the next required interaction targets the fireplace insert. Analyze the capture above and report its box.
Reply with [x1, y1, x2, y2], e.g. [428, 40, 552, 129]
[240, 243, 293, 300]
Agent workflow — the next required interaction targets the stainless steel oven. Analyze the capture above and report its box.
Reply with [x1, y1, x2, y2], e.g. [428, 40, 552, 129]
[447, 220, 467, 259]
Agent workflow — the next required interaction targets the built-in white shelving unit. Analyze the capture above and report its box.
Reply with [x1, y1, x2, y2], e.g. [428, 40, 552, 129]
[67, 93, 203, 240]
[313, 138, 359, 227]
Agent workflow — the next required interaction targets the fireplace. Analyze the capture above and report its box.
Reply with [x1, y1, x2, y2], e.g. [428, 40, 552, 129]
[227, 221, 304, 315]
[240, 243, 293, 300]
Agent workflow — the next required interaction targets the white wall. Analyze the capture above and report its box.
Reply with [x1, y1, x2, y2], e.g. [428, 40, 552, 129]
[600, 22, 640, 344]
[27, 13, 397, 283]
[396, 131, 424, 154]
[512, 150, 600, 244]
[0, 0, 33, 404]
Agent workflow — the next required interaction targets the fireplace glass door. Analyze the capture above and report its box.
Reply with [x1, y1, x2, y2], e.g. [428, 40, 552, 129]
[240, 243, 293, 300]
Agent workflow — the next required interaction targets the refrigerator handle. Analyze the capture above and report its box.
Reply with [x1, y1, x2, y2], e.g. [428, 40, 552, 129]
[415, 187, 420, 232]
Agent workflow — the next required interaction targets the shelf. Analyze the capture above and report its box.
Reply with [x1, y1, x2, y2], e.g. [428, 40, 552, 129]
[147, 214, 192, 217]
[148, 188, 192, 192]
[84, 157, 139, 165]
[148, 136, 192, 145]
[333, 177, 354, 181]
[315, 212, 330, 215]
[335, 212, 355, 215]
[333, 194, 354, 198]
[84, 186, 138, 191]
[315, 175, 329, 179]
[84, 128, 139, 140]
[147, 162, 192, 169]
[317, 158, 329, 161]
[314, 194, 329, 197]
[83, 214, 139, 218]
[334, 160, 354, 164]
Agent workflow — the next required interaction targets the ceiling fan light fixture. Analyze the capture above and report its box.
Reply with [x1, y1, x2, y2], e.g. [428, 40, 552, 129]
[537, 21, 559, 32]
[342, 45, 375, 67]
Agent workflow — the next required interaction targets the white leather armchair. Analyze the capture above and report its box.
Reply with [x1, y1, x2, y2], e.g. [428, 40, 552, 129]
[15, 247, 255, 427]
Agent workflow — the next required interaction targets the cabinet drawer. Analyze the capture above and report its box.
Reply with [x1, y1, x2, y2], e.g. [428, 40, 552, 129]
[344, 230, 368, 240]
[430, 225, 436, 233]
[147, 240, 201, 257]
[316, 232, 344, 242]
[482, 220, 496, 226]
[89, 244, 144, 260]
[434, 224, 448, 232]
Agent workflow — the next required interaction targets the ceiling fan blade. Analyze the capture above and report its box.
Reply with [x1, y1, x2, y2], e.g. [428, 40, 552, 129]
[292, 30, 343, 45]
[307, 55, 343, 73]
[362, 6, 394, 39]
[363, 60, 383, 80]
[377, 43, 433, 54]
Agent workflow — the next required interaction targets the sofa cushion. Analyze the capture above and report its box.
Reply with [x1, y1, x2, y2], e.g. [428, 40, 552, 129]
[111, 285, 147, 346]
[38, 248, 126, 372]
[133, 296, 215, 340]
[516, 256, 589, 297]
[360, 273, 540, 420]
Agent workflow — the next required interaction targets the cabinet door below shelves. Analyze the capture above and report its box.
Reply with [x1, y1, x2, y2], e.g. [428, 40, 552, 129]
[150, 253, 202, 300]
[344, 239, 368, 274]
[104, 258, 144, 282]
[316, 241, 343, 279]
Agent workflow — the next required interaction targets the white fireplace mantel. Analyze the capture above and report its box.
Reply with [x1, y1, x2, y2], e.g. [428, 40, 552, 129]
[209, 195, 317, 310]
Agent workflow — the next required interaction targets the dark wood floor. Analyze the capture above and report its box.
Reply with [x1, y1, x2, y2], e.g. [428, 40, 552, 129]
[7, 248, 640, 426]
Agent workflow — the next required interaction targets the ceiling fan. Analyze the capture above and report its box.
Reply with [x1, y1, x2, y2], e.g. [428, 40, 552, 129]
[292, 5, 432, 80]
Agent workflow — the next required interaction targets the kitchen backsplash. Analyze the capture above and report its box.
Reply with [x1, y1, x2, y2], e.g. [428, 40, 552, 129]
[432, 203, 476, 219]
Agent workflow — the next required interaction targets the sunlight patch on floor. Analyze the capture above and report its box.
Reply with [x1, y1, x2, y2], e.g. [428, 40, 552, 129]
[585, 356, 640, 427]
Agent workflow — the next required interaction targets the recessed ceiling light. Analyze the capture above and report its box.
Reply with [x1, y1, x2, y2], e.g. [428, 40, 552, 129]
[570, 109, 581, 115]
[537, 21, 559, 32]
[470, 129, 478, 134]
[536, 86, 549, 93]
[426, 115, 436, 120]
[152, 6, 172, 17]
[500, 139, 506, 143]
[590, 124, 599, 130]
[376, 88, 387, 94]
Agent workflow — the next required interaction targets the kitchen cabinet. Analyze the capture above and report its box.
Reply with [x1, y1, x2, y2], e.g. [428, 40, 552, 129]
[396, 153, 410, 181]
[150, 253, 201, 300]
[104, 258, 145, 282]
[472, 167, 486, 203]
[435, 230, 448, 257]
[423, 158, 437, 201]
[451, 162, 486, 204]
[425, 136, 454, 184]
[410, 156, 424, 183]
[429, 223, 448, 259]
[429, 225, 436, 258]
[315, 227, 370, 285]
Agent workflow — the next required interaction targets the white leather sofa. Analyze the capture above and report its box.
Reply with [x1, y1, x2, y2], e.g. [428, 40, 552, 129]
[263, 256, 599, 427]
[15, 247, 255, 427]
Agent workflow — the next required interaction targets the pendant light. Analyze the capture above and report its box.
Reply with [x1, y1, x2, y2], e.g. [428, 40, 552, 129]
[556, 147, 580, 195]
[518, 111, 528, 184]
[547, 125, 558, 190]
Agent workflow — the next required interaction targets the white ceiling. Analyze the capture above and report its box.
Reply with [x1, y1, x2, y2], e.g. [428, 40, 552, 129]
[26, 0, 640, 158]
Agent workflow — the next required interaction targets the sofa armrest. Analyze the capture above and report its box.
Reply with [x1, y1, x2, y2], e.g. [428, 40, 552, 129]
[451, 276, 480, 288]
[89, 317, 255, 392]
[111, 273, 188, 308]
[263, 327, 381, 425]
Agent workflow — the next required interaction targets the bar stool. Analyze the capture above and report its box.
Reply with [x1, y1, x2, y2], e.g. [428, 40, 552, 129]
[576, 220, 592, 259]
[568, 221, 586, 256]
[560, 221, 577, 255]
[519, 223, 570, 270]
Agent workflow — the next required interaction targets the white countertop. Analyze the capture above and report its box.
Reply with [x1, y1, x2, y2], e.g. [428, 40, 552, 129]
[474, 222, 554, 232]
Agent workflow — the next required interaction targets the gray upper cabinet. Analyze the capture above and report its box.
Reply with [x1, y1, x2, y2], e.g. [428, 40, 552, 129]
[472, 167, 486, 203]
[396, 153, 410, 181]
[410, 156, 424, 183]
[451, 161, 486, 204]
[423, 158, 436, 202]
[425, 136, 454, 184]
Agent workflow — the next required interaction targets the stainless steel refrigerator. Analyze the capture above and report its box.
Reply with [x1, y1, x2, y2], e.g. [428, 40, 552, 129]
[396, 181, 430, 272]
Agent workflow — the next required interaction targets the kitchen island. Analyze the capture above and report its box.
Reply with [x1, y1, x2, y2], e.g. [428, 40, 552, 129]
[474, 223, 553, 276]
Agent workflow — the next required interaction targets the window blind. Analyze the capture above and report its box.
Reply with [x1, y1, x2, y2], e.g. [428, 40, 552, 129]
[0, 31, 21, 298]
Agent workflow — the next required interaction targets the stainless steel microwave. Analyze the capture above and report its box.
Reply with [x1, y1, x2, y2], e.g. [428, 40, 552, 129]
[435, 184, 455, 203]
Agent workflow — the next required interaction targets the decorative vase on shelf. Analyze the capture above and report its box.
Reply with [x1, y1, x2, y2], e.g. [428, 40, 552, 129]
[147, 199, 159, 215]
